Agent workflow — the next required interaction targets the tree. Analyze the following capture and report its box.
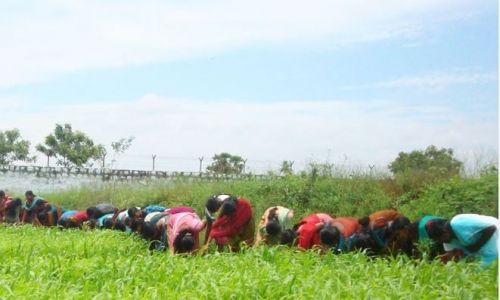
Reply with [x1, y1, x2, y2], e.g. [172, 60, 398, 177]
[37, 124, 104, 168]
[96, 136, 135, 169]
[389, 145, 463, 177]
[280, 160, 294, 175]
[206, 152, 245, 175]
[0, 129, 34, 166]
[35, 144, 56, 167]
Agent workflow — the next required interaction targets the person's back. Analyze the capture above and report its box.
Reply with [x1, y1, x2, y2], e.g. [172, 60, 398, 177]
[255, 206, 294, 246]
[296, 214, 323, 250]
[167, 211, 206, 253]
[209, 197, 254, 250]
[332, 217, 359, 238]
[448, 214, 498, 265]
[369, 209, 402, 229]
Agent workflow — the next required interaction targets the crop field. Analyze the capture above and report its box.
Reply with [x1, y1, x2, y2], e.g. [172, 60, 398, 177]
[0, 173, 498, 299]
[0, 226, 497, 299]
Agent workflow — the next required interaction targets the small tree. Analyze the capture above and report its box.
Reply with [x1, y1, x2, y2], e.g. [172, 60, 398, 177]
[280, 160, 294, 175]
[96, 136, 135, 169]
[37, 124, 104, 168]
[35, 144, 56, 167]
[207, 152, 245, 175]
[388, 145, 463, 197]
[0, 129, 34, 166]
[389, 145, 463, 177]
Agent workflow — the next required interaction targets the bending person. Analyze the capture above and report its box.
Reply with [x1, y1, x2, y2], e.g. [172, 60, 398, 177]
[166, 210, 206, 254]
[255, 206, 294, 246]
[427, 214, 498, 266]
[207, 196, 254, 251]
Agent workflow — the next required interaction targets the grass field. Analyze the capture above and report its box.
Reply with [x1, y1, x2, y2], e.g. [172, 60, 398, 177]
[0, 226, 497, 299]
[0, 172, 498, 299]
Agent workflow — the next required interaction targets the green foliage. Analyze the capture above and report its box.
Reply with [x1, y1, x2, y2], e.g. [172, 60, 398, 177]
[0, 171, 498, 298]
[389, 145, 463, 176]
[279, 160, 294, 175]
[0, 226, 496, 299]
[37, 124, 104, 168]
[111, 136, 135, 154]
[388, 146, 464, 198]
[398, 171, 498, 220]
[206, 152, 245, 175]
[0, 129, 34, 166]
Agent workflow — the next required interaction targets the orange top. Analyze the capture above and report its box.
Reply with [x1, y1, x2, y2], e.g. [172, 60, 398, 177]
[369, 209, 402, 229]
[332, 217, 359, 238]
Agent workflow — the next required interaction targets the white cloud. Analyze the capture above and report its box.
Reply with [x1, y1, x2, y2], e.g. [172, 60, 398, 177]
[0, 95, 496, 173]
[342, 70, 498, 91]
[0, 0, 494, 88]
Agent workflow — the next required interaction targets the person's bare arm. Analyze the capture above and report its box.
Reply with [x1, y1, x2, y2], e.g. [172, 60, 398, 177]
[466, 225, 496, 253]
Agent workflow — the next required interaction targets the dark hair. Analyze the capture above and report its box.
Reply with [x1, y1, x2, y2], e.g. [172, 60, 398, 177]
[426, 219, 449, 240]
[391, 217, 411, 231]
[58, 218, 69, 228]
[280, 229, 298, 246]
[12, 198, 22, 207]
[350, 232, 375, 253]
[358, 217, 370, 228]
[25, 190, 34, 197]
[0, 190, 5, 197]
[141, 223, 157, 240]
[174, 231, 196, 253]
[37, 211, 48, 223]
[103, 219, 114, 229]
[320, 225, 339, 246]
[220, 197, 237, 216]
[205, 196, 222, 214]
[265, 220, 282, 236]
[130, 219, 144, 232]
[114, 222, 127, 232]
[86, 219, 98, 229]
[128, 207, 140, 218]
[86, 207, 98, 219]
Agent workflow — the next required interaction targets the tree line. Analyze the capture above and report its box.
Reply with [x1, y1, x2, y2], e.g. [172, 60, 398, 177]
[0, 125, 467, 178]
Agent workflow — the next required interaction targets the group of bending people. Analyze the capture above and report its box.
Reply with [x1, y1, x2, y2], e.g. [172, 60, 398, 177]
[0, 190, 498, 265]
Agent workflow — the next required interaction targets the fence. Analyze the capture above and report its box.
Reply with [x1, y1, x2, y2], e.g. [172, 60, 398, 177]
[0, 165, 268, 181]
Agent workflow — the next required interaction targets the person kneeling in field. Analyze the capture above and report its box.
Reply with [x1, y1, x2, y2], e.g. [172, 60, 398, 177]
[203, 194, 233, 243]
[286, 213, 336, 251]
[166, 210, 207, 254]
[0, 190, 13, 222]
[426, 214, 498, 266]
[37, 204, 66, 227]
[21, 190, 49, 224]
[139, 207, 195, 250]
[127, 204, 167, 224]
[384, 215, 446, 258]
[58, 210, 89, 229]
[254, 206, 294, 246]
[85, 213, 127, 232]
[1, 197, 22, 223]
[86, 203, 117, 220]
[207, 196, 254, 251]
[328, 216, 360, 253]
[356, 209, 405, 253]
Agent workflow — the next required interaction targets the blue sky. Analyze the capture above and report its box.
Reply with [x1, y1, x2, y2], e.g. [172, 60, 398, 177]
[0, 0, 497, 172]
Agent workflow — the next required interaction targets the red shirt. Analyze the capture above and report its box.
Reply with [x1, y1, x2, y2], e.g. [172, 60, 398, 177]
[73, 211, 89, 223]
[297, 214, 327, 249]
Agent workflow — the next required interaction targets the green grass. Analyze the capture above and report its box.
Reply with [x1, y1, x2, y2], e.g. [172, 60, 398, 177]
[0, 226, 497, 299]
[1, 173, 497, 298]
[33, 172, 498, 220]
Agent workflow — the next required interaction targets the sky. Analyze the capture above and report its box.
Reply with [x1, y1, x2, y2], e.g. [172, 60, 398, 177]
[0, 0, 498, 173]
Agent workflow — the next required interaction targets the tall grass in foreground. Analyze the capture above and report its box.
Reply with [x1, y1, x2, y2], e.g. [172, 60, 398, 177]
[0, 226, 497, 299]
